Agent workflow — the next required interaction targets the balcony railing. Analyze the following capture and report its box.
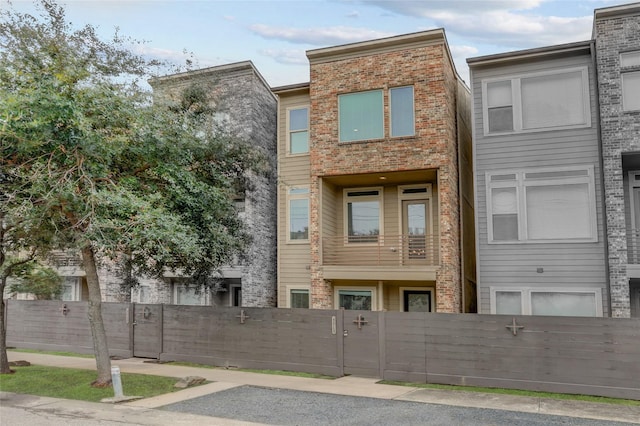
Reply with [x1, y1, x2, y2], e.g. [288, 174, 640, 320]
[628, 229, 640, 264]
[322, 234, 439, 267]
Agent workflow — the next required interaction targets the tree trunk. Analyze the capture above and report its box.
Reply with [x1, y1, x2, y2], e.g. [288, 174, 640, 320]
[0, 276, 12, 374]
[81, 245, 112, 386]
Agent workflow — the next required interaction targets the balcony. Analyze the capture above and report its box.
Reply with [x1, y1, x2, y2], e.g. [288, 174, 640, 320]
[629, 229, 640, 264]
[323, 234, 439, 266]
[321, 234, 439, 281]
[49, 251, 82, 268]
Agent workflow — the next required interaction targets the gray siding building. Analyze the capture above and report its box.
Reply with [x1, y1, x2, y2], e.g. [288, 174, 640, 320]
[594, 3, 640, 318]
[468, 42, 608, 316]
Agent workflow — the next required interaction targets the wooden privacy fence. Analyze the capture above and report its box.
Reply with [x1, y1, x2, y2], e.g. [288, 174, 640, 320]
[5, 300, 640, 400]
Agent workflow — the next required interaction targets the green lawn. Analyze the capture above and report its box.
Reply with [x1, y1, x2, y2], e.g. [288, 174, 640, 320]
[0, 365, 186, 402]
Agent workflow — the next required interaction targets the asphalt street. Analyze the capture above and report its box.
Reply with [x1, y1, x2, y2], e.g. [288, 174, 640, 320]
[162, 385, 639, 426]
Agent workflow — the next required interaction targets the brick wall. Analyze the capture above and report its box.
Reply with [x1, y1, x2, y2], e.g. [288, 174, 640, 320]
[595, 8, 640, 317]
[308, 41, 463, 312]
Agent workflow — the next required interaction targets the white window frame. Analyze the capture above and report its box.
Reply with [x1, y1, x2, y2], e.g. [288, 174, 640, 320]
[287, 186, 310, 243]
[173, 283, 210, 306]
[343, 187, 384, 245]
[286, 285, 310, 308]
[286, 105, 310, 155]
[482, 67, 591, 136]
[621, 71, 640, 112]
[399, 286, 435, 312]
[490, 287, 603, 317]
[486, 165, 597, 244]
[334, 286, 377, 311]
[397, 184, 433, 235]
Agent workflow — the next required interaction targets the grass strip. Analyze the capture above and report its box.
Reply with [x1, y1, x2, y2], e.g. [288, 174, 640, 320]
[0, 365, 186, 402]
[378, 380, 640, 406]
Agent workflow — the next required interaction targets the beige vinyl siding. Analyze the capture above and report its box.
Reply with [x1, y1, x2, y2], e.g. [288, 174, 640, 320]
[472, 53, 608, 316]
[277, 91, 311, 307]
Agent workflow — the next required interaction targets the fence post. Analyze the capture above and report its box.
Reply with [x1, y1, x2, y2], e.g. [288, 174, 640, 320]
[336, 309, 344, 377]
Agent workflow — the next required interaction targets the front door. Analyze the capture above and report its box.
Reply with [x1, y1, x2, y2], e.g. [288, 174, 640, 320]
[402, 200, 429, 263]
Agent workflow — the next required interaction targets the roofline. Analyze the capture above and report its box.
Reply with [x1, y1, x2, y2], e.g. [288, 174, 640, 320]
[149, 60, 276, 101]
[466, 40, 593, 67]
[271, 82, 310, 94]
[594, 2, 640, 20]
[306, 28, 446, 62]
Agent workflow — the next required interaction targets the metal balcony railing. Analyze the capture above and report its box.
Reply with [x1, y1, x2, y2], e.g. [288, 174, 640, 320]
[322, 234, 439, 267]
[628, 229, 640, 264]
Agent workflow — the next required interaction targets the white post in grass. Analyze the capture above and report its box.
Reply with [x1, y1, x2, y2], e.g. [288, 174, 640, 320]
[111, 366, 124, 398]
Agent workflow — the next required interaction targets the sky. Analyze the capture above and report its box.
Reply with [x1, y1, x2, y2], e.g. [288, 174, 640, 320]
[4, 0, 627, 87]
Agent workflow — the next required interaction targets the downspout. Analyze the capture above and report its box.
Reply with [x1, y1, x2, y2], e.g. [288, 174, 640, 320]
[591, 40, 612, 317]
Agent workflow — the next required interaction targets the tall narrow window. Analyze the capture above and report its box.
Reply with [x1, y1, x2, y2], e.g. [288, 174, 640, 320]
[339, 90, 383, 142]
[288, 107, 309, 154]
[486, 80, 513, 133]
[390, 86, 415, 137]
[344, 188, 382, 243]
[622, 72, 640, 112]
[288, 188, 309, 241]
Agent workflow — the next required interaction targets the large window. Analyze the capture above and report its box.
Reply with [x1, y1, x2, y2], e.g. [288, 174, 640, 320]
[288, 107, 309, 154]
[288, 187, 309, 242]
[483, 67, 590, 135]
[486, 166, 597, 243]
[491, 287, 602, 317]
[339, 86, 415, 142]
[344, 187, 383, 243]
[174, 283, 209, 306]
[335, 287, 376, 310]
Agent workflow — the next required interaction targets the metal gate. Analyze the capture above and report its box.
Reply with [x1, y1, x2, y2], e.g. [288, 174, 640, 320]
[341, 310, 380, 377]
[132, 304, 163, 358]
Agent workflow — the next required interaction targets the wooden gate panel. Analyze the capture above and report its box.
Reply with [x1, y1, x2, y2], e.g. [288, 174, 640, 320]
[342, 310, 379, 377]
[132, 304, 162, 358]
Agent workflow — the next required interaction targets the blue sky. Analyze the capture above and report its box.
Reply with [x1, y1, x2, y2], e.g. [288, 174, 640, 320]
[6, 0, 625, 86]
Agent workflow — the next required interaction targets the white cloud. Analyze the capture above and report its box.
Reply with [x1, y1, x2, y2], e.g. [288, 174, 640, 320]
[259, 49, 309, 65]
[346, 10, 360, 18]
[362, 0, 593, 48]
[249, 24, 395, 46]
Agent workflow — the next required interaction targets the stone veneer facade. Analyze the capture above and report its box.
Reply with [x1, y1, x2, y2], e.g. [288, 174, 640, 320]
[306, 30, 470, 312]
[104, 61, 279, 307]
[594, 4, 640, 317]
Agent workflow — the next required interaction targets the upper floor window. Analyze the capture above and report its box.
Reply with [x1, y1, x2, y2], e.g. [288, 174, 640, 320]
[390, 86, 415, 137]
[344, 187, 383, 243]
[339, 90, 383, 142]
[288, 187, 309, 242]
[339, 86, 415, 142]
[483, 67, 590, 135]
[486, 165, 597, 243]
[621, 51, 640, 112]
[288, 107, 309, 154]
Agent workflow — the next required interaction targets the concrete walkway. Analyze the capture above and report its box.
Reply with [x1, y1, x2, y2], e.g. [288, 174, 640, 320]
[4, 351, 640, 425]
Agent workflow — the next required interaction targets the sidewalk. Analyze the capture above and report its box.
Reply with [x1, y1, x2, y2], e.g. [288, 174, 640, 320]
[4, 351, 640, 425]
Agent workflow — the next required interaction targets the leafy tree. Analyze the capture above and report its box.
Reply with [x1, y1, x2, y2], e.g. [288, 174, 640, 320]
[9, 264, 62, 300]
[0, 1, 263, 384]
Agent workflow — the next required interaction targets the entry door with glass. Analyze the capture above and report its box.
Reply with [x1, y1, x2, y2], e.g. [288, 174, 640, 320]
[402, 200, 429, 263]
